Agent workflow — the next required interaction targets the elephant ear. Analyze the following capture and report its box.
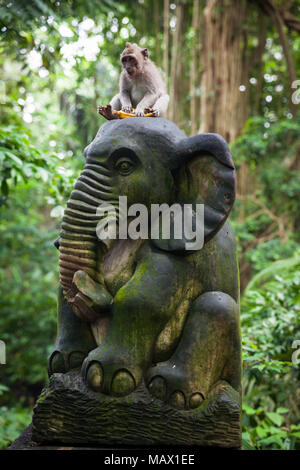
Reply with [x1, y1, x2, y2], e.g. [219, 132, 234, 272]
[152, 133, 236, 253]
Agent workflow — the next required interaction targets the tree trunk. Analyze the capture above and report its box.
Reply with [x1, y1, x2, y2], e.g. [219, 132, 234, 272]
[169, 3, 184, 124]
[164, 0, 170, 100]
[190, 0, 200, 135]
[254, 0, 298, 118]
[154, 0, 161, 66]
[199, 0, 249, 143]
[253, 14, 266, 115]
[272, 5, 297, 118]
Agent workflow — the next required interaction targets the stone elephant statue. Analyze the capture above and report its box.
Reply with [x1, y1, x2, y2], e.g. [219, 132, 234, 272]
[48, 118, 241, 410]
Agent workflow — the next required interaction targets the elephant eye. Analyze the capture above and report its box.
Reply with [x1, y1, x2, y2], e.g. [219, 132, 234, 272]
[115, 158, 135, 175]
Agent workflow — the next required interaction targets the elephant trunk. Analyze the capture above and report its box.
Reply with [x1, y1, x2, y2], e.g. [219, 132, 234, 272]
[59, 162, 116, 320]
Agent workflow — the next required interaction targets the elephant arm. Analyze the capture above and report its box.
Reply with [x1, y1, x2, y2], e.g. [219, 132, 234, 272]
[82, 248, 190, 395]
[103, 250, 187, 367]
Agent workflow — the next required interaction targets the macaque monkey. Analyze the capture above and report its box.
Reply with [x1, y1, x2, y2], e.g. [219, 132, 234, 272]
[98, 42, 169, 120]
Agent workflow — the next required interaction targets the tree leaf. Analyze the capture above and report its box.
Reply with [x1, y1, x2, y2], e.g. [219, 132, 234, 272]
[266, 412, 284, 427]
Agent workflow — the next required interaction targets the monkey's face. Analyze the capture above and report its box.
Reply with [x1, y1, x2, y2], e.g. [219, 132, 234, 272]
[121, 54, 139, 78]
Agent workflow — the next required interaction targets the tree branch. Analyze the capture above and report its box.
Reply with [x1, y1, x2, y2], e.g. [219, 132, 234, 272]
[253, 0, 300, 33]
[251, 0, 298, 117]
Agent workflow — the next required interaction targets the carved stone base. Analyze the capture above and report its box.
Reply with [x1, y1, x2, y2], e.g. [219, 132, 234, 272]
[31, 370, 241, 448]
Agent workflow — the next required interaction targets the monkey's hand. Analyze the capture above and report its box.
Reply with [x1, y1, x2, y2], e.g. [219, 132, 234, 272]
[98, 104, 116, 120]
[121, 105, 132, 114]
[144, 107, 159, 117]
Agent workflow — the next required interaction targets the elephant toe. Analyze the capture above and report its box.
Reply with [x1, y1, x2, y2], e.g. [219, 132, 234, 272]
[189, 392, 205, 409]
[111, 369, 136, 397]
[169, 391, 186, 410]
[82, 349, 139, 396]
[69, 351, 86, 370]
[48, 350, 88, 377]
[85, 361, 103, 392]
[48, 351, 66, 375]
[148, 376, 167, 401]
[146, 362, 205, 410]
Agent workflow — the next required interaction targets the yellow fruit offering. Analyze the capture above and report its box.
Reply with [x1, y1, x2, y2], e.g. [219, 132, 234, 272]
[113, 109, 153, 119]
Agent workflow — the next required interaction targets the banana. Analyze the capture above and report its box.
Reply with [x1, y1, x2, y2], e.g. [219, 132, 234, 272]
[113, 109, 153, 119]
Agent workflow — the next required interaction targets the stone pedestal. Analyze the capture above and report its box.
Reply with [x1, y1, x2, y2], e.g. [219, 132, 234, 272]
[30, 370, 241, 448]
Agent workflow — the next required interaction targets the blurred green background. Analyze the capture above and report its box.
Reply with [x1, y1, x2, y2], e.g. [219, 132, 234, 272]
[0, 0, 299, 450]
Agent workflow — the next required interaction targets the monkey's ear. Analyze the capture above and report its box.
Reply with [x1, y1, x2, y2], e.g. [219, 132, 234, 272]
[126, 42, 132, 48]
[142, 48, 149, 59]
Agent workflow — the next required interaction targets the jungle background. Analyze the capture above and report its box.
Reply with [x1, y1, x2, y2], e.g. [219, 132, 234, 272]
[0, 0, 299, 450]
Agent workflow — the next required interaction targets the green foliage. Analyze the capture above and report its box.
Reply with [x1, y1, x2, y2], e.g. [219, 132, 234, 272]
[0, 183, 58, 388]
[0, 124, 58, 197]
[0, 0, 123, 47]
[246, 255, 300, 291]
[236, 118, 300, 447]
[232, 115, 300, 222]
[0, 379, 31, 450]
[0, 385, 31, 449]
[231, 114, 300, 290]
[0, 404, 32, 450]
[241, 257, 300, 450]
[242, 404, 300, 450]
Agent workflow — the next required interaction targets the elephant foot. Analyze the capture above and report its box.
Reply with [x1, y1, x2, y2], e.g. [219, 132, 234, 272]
[146, 360, 205, 410]
[48, 287, 97, 376]
[48, 349, 87, 375]
[146, 292, 241, 410]
[81, 345, 143, 397]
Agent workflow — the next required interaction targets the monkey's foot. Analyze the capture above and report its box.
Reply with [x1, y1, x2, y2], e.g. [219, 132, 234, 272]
[81, 344, 144, 397]
[48, 348, 88, 376]
[135, 112, 145, 117]
[146, 360, 205, 410]
[121, 106, 132, 113]
[144, 107, 159, 117]
[97, 104, 116, 120]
